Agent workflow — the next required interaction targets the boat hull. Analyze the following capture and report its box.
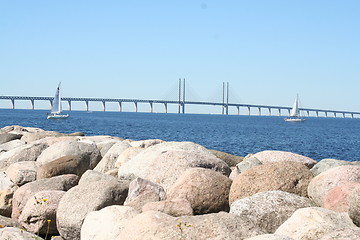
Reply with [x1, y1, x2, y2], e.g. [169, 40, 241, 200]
[284, 117, 305, 122]
[47, 114, 69, 119]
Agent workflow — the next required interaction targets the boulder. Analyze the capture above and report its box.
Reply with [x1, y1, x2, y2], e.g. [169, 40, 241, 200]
[0, 215, 21, 228]
[118, 141, 231, 191]
[124, 177, 166, 212]
[0, 142, 48, 171]
[0, 139, 26, 152]
[11, 174, 79, 219]
[21, 131, 64, 143]
[275, 207, 357, 240]
[0, 133, 22, 144]
[93, 141, 131, 173]
[307, 165, 360, 206]
[348, 184, 360, 226]
[56, 171, 130, 240]
[0, 227, 44, 240]
[230, 190, 314, 233]
[319, 228, 360, 240]
[95, 140, 120, 158]
[311, 159, 352, 176]
[229, 162, 313, 204]
[36, 140, 101, 169]
[119, 210, 265, 239]
[236, 156, 262, 174]
[245, 234, 294, 240]
[167, 167, 232, 214]
[6, 161, 38, 186]
[1, 125, 44, 135]
[18, 190, 65, 235]
[323, 182, 360, 212]
[142, 199, 194, 216]
[81, 206, 139, 240]
[0, 172, 18, 217]
[209, 149, 244, 167]
[114, 147, 144, 168]
[251, 150, 317, 168]
[128, 139, 164, 148]
[37, 155, 91, 179]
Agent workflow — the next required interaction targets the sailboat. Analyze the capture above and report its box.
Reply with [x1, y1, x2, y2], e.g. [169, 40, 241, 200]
[47, 82, 69, 119]
[284, 94, 305, 122]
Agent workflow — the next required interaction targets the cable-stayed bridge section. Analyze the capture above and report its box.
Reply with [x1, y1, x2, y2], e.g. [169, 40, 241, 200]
[0, 95, 359, 118]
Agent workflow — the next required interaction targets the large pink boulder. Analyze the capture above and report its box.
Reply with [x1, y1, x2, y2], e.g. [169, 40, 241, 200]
[323, 182, 360, 212]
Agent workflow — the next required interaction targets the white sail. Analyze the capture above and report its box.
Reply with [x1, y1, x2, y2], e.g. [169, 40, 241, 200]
[51, 83, 62, 114]
[290, 95, 300, 117]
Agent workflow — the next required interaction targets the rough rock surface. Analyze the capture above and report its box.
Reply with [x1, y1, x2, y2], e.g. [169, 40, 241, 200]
[275, 207, 357, 240]
[209, 149, 244, 167]
[0, 227, 44, 240]
[124, 177, 166, 212]
[323, 182, 360, 212]
[81, 206, 139, 240]
[56, 171, 130, 240]
[114, 147, 144, 168]
[18, 190, 65, 235]
[348, 184, 360, 226]
[119, 210, 266, 240]
[37, 155, 91, 179]
[0, 172, 18, 217]
[229, 161, 313, 204]
[319, 228, 360, 240]
[6, 161, 38, 186]
[311, 158, 352, 176]
[118, 141, 231, 191]
[0, 133, 22, 145]
[236, 156, 262, 174]
[167, 167, 232, 214]
[142, 198, 194, 216]
[93, 141, 131, 173]
[36, 140, 101, 169]
[0, 139, 26, 152]
[245, 234, 294, 240]
[251, 150, 317, 168]
[0, 215, 21, 228]
[11, 174, 79, 219]
[230, 190, 315, 233]
[307, 165, 360, 206]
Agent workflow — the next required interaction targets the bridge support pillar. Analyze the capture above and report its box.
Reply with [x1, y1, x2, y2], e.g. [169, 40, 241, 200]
[247, 107, 251, 115]
[325, 112, 328, 118]
[287, 109, 291, 116]
[258, 107, 261, 116]
[118, 102, 122, 112]
[164, 103, 167, 113]
[68, 101, 72, 111]
[85, 101, 89, 112]
[351, 113, 354, 118]
[102, 101, 106, 112]
[11, 99, 15, 109]
[149, 102, 153, 113]
[134, 102, 138, 112]
[278, 109, 281, 116]
[236, 106, 240, 115]
[268, 108, 271, 116]
[49, 100, 53, 109]
[30, 100, 35, 110]
[316, 111, 319, 117]
[334, 112, 337, 118]
[307, 111, 310, 117]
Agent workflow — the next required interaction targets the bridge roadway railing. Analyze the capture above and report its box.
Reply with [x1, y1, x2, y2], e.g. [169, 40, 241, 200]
[0, 96, 359, 118]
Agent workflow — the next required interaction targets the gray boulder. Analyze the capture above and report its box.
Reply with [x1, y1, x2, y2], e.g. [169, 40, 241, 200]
[209, 149, 244, 167]
[0, 139, 26, 153]
[311, 158, 352, 176]
[6, 161, 38, 186]
[0, 215, 21, 228]
[251, 150, 317, 168]
[36, 140, 101, 169]
[56, 171, 130, 240]
[11, 174, 79, 219]
[118, 141, 231, 191]
[0, 227, 44, 240]
[230, 190, 314, 233]
[0, 172, 18, 217]
[236, 156, 262, 174]
[0, 133, 22, 144]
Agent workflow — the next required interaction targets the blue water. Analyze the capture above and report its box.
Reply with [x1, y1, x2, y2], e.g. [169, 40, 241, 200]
[1, 109, 360, 162]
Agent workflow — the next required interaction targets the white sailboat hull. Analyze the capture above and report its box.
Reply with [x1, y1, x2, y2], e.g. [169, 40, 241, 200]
[284, 117, 305, 122]
[47, 114, 69, 119]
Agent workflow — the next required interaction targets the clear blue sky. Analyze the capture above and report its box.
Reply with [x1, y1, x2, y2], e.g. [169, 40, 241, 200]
[1, 1, 359, 113]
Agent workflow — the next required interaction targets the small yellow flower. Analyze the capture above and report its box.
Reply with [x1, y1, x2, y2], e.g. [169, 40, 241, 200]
[0, 224, 4, 228]
[47, 219, 51, 223]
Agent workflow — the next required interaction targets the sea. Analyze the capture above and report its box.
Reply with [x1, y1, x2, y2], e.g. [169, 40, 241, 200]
[1, 109, 360, 162]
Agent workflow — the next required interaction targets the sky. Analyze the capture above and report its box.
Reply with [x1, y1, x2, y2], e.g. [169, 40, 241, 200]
[1, 0, 359, 113]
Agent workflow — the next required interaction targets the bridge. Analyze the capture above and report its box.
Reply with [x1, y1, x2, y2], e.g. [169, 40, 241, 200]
[1, 80, 359, 118]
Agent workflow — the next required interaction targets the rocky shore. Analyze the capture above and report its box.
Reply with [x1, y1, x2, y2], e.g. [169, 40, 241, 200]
[0, 125, 360, 239]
